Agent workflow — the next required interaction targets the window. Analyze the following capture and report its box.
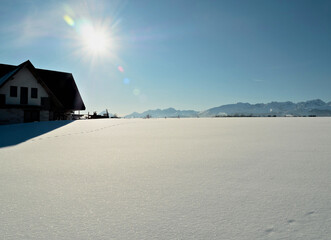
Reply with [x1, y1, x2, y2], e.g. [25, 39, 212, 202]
[20, 87, 28, 104]
[10, 86, 17, 97]
[31, 88, 38, 98]
[0, 94, 5, 106]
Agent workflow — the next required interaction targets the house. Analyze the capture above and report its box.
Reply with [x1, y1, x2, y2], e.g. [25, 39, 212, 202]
[0, 60, 85, 124]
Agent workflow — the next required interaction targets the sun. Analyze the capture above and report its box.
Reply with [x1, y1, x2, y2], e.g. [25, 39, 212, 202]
[63, 12, 120, 63]
[79, 23, 112, 56]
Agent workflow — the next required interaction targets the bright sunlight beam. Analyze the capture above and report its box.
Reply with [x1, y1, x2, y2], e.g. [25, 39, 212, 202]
[79, 23, 112, 55]
[62, 1, 122, 67]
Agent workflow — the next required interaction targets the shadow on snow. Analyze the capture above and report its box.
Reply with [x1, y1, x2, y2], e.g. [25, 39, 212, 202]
[0, 120, 73, 148]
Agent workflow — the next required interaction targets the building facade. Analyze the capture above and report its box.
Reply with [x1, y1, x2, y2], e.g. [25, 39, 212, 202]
[0, 60, 85, 124]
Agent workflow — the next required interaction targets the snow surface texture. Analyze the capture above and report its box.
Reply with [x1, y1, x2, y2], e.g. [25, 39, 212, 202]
[0, 118, 330, 239]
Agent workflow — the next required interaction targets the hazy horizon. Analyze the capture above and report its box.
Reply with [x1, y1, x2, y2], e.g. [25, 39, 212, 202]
[122, 98, 331, 116]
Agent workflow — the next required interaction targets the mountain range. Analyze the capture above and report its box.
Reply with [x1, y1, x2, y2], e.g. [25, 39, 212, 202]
[124, 99, 331, 118]
[125, 108, 199, 118]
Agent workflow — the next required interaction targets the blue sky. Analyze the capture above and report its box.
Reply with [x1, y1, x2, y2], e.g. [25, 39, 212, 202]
[1, 0, 330, 115]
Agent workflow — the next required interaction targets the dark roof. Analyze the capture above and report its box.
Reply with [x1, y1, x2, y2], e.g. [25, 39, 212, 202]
[0, 67, 19, 86]
[0, 64, 17, 80]
[0, 64, 21, 86]
[0, 61, 85, 110]
[37, 69, 85, 110]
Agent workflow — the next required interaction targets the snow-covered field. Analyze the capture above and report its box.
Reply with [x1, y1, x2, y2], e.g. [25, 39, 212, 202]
[0, 118, 330, 239]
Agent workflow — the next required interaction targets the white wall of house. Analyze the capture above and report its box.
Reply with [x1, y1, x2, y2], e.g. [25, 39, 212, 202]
[0, 67, 49, 105]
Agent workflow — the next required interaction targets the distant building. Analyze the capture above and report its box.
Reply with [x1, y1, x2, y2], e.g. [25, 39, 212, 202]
[0, 60, 85, 124]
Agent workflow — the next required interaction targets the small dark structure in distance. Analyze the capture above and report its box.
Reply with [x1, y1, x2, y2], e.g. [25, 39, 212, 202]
[88, 109, 109, 119]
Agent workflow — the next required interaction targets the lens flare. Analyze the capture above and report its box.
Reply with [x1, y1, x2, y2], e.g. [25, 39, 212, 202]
[123, 78, 130, 84]
[133, 89, 140, 96]
[61, 2, 122, 66]
[118, 66, 124, 72]
[63, 15, 75, 27]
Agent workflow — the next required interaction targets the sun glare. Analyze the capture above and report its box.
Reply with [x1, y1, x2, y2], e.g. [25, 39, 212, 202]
[79, 24, 111, 55]
[62, 3, 121, 64]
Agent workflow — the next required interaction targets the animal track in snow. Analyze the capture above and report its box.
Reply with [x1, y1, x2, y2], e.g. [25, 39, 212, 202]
[28, 122, 136, 143]
[305, 211, 315, 216]
[265, 227, 274, 234]
[287, 219, 295, 224]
